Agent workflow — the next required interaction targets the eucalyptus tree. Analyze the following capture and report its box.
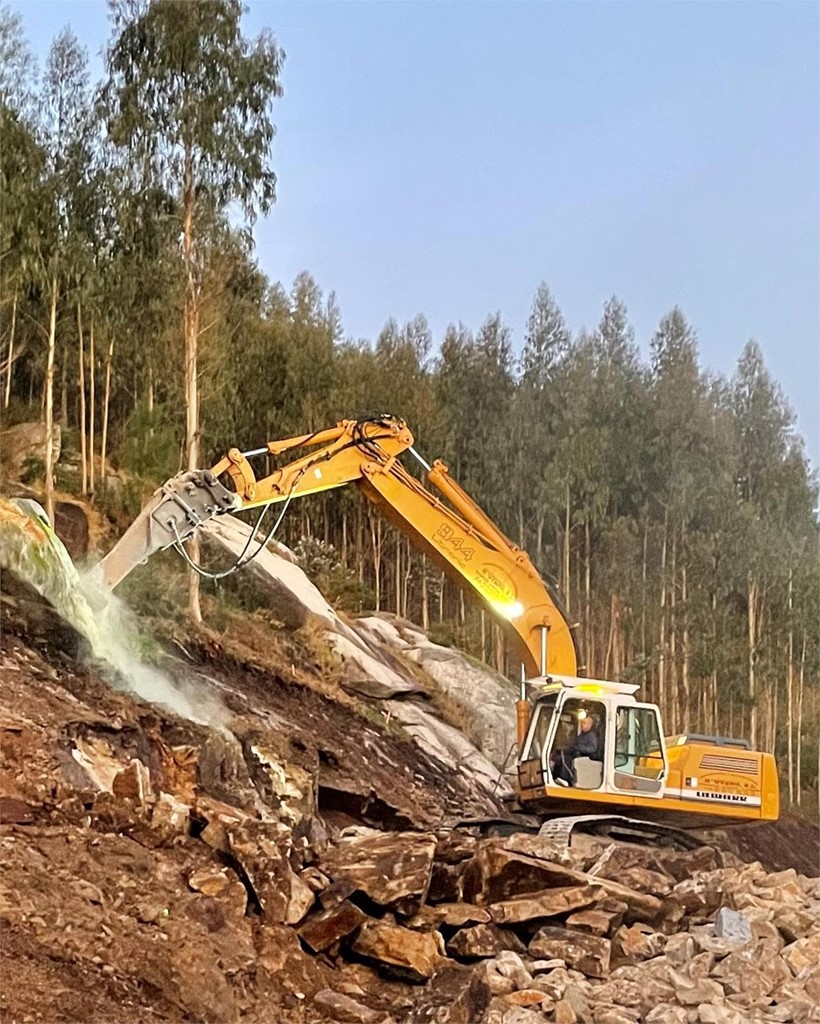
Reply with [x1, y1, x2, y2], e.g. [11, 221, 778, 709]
[27, 27, 93, 520]
[102, 0, 284, 621]
[649, 308, 707, 728]
[517, 283, 570, 576]
[0, 4, 35, 114]
[731, 340, 804, 747]
[0, 4, 38, 410]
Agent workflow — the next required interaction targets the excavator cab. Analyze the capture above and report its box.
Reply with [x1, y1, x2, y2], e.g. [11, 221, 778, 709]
[517, 678, 661, 795]
[516, 675, 778, 827]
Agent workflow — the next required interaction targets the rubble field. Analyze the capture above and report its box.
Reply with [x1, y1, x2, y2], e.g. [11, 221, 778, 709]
[1, 570, 819, 1024]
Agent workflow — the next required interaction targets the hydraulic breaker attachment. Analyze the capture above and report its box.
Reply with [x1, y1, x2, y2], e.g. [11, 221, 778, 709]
[98, 470, 241, 590]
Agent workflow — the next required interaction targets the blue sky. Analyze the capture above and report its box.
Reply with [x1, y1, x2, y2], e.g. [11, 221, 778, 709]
[11, 1, 820, 467]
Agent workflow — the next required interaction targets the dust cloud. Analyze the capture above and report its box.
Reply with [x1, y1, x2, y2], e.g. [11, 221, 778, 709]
[2, 503, 229, 729]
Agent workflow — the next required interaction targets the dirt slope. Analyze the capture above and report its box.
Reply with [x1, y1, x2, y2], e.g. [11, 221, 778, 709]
[2, 568, 819, 1024]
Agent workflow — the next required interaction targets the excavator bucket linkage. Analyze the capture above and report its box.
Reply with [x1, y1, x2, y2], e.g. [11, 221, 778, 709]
[99, 470, 240, 590]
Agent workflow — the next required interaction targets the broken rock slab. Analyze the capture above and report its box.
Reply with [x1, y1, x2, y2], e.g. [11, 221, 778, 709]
[320, 829, 436, 916]
[488, 885, 607, 926]
[483, 950, 534, 993]
[783, 932, 820, 975]
[403, 962, 492, 1024]
[565, 903, 627, 936]
[226, 820, 299, 923]
[351, 919, 438, 983]
[714, 907, 752, 944]
[462, 843, 663, 922]
[667, 968, 725, 1006]
[446, 924, 527, 960]
[298, 899, 367, 954]
[313, 989, 386, 1024]
[406, 902, 490, 930]
[612, 922, 666, 961]
[528, 926, 611, 979]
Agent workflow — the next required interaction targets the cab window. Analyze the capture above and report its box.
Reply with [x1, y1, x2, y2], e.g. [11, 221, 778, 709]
[613, 706, 665, 793]
[521, 694, 557, 762]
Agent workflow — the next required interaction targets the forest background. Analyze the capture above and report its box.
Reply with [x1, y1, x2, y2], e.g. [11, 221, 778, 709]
[0, 1, 817, 812]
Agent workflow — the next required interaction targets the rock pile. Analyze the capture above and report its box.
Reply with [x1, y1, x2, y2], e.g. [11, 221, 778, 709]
[283, 827, 820, 1024]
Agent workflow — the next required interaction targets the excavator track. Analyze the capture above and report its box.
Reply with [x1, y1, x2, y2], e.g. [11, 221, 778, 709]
[535, 813, 704, 851]
[455, 812, 703, 851]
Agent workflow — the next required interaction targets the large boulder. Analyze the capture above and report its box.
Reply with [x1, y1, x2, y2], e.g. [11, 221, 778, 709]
[387, 620, 518, 770]
[446, 923, 527, 959]
[0, 421, 61, 479]
[528, 925, 611, 978]
[488, 886, 608, 926]
[350, 919, 438, 982]
[320, 829, 436, 916]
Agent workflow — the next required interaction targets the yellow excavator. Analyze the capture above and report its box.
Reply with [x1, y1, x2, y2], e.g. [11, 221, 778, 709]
[99, 416, 779, 834]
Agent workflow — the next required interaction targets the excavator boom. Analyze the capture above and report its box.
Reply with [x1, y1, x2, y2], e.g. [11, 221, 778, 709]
[99, 417, 580, 678]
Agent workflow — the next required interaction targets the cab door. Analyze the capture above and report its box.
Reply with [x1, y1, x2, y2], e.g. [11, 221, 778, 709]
[517, 695, 557, 792]
[610, 703, 667, 797]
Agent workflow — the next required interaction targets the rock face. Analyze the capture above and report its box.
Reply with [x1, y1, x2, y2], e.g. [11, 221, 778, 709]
[0, 421, 61, 479]
[386, 621, 519, 769]
[202, 516, 510, 806]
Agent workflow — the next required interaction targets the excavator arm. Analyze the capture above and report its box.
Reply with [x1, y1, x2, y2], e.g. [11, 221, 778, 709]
[99, 417, 581, 678]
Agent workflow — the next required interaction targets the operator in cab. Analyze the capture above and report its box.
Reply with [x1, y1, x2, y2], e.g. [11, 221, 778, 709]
[552, 711, 600, 786]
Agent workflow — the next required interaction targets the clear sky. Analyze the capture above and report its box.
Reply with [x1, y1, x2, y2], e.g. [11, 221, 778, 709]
[11, 0, 820, 468]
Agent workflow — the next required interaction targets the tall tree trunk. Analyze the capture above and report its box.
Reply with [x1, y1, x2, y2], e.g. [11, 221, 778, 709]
[60, 343, 68, 424]
[182, 146, 202, 624]
[641, 519, 648, 695]
[44, 279, 58, 524]
[747, 573, 758, 748]
[563, 483, 571, 612]
[681, 550, 690, 732]
[796, 631, 806, 805]
[3, 288, 17, 410]
[670, 531, 678, 733]
[495, 623, 504, 674]
[787, 566, 794, 804]
[77, 302, 88, 494]
[89, 317, 95, 495]
[421, 558, 429, 631]
[709, 539, 719, 735]
[341, 510, 348, 563]
[395, 532, 401, 615]
[100, 335, 114, 492]
[368, 510, 382, 611]
[480, 609, 487, 664]
[402, 539, 412, 619]
[584, 518, 592, 673]
[604, 593, 616, 678]
[658, 509, 668, 723]
[535, 516, 544, 571]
